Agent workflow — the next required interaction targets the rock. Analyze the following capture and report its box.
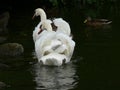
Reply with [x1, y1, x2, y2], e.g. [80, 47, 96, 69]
[0, 43, 24, 57]
[0, 11, 9, 34]
[0, 11, 9, 43]
[0, 81, 10, 89]
[0, 81, 6, 89]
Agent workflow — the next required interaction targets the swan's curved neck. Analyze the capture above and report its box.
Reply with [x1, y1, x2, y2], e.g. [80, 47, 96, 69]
[39, 10, 47, 21]
[42, 21, 53, 31]
[47, 25, 52, 31]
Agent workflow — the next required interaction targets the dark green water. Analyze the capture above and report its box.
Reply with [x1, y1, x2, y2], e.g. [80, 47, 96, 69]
[0, 6, 120, 90]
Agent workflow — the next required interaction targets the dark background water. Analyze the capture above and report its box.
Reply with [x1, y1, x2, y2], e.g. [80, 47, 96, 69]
[0, 0, 120, 90]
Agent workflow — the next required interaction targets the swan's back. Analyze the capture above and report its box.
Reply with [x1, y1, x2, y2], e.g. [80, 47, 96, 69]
[35, 32, 75, 65]
[53, 18, 71, 36]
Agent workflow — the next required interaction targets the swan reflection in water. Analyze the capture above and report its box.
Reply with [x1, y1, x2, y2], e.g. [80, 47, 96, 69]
[32, 63, 78, 90]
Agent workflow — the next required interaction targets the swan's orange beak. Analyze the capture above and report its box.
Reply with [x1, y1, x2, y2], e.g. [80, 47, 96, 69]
[32, 14, 36, 20]
[38, 29, 42, 34]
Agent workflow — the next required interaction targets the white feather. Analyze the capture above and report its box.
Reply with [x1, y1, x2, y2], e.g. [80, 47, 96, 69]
[33, 8, 75, 66]
[53, 18, 71, 36]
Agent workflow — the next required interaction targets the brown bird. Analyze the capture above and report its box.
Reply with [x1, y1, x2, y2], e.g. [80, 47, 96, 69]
[84, 17, 112, 27]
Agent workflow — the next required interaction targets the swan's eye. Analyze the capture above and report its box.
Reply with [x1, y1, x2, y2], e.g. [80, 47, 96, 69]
[35, 12, 39, 16]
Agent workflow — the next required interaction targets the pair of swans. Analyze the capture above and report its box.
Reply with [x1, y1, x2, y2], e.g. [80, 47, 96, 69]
[33, 8, 75, 66]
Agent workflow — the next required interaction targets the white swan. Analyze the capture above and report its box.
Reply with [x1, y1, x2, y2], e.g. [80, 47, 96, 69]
[33, 8, 75, 66]
[32, 8, 48, 42]
[35, 22, 75, 66]
[32, 8, 71, 42]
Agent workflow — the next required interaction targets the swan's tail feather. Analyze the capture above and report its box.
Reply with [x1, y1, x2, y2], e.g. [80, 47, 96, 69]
[39, 53, 67, 66]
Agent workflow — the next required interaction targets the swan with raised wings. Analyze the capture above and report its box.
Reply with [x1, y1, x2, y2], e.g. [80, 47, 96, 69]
[32, 8, 75, 66]
[32, 8, 71, 42]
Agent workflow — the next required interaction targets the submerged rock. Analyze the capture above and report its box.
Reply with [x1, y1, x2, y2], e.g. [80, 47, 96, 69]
[0, 11, 10, 34]
[0, 11, 9, 43]
[0, 81, 6, 89]
[0, 81, 10, 89]
[0, 43, 24, 57]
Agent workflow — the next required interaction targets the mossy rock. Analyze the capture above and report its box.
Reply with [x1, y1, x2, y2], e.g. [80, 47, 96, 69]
[0, 43, 24, 57]
[0, 81, 6, 89]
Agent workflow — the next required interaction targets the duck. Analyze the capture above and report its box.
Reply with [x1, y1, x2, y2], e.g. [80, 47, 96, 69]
[35, 21, 75, 66]
[32, 8, 75, 66]
[32, 8, 71, 42]
[84, 16, 112, 27]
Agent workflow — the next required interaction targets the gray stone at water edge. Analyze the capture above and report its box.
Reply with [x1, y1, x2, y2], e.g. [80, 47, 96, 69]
[0, 43, 24, 57]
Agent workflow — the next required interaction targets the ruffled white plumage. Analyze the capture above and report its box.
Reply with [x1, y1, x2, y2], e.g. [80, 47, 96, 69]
[53, 18, 71, 36]
[33, 8, 75, 66]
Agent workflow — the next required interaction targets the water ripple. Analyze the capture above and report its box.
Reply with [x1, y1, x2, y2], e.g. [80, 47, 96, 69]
[32, 63, 78, 90]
